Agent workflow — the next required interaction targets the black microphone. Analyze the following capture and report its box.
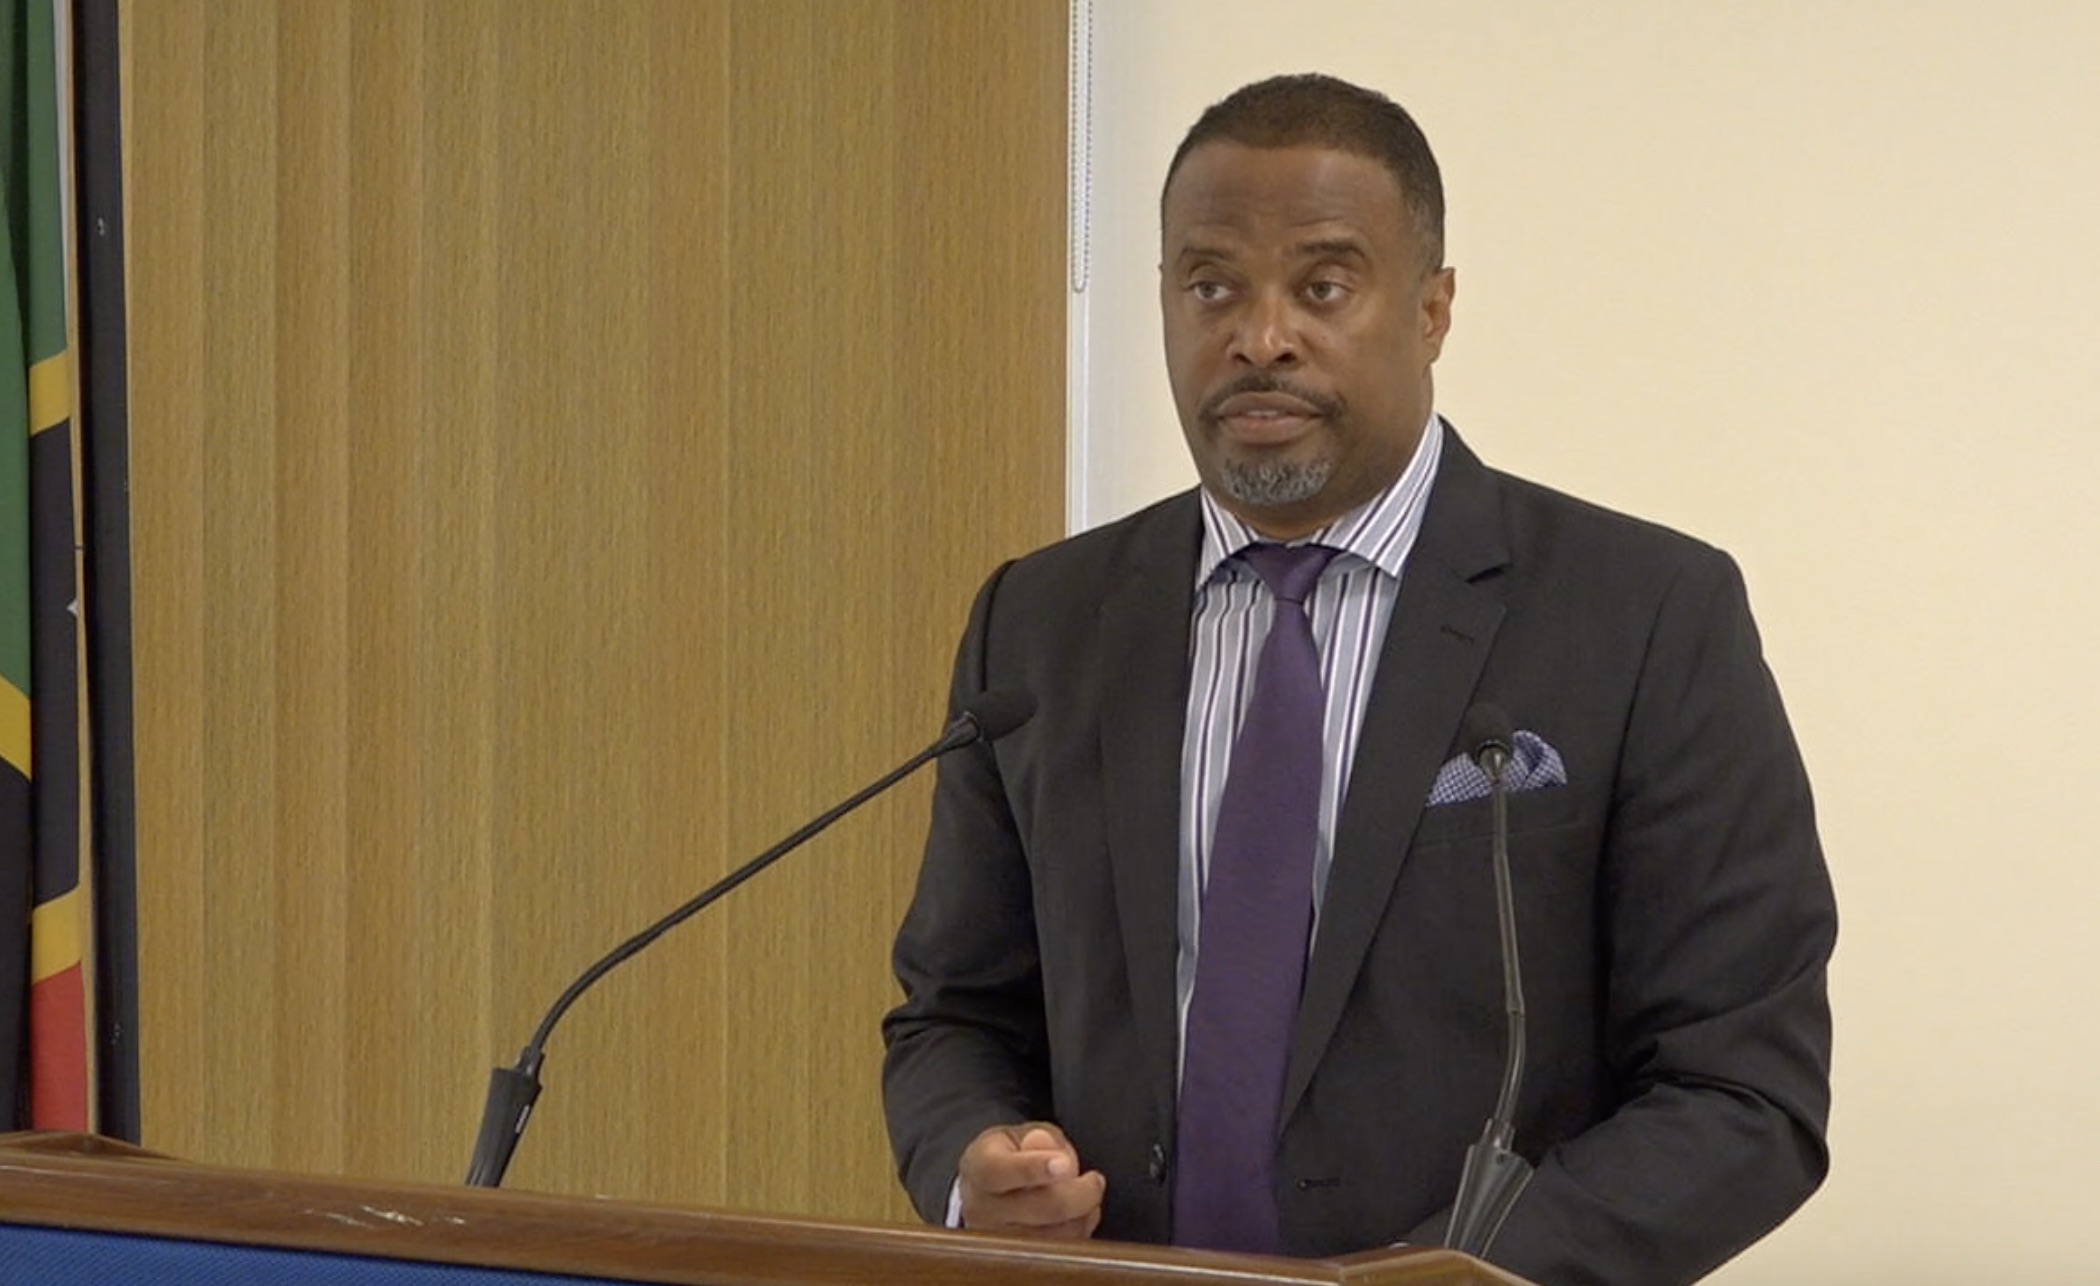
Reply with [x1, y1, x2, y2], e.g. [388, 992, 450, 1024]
[1462, 703, 1513, 780]
[1443, 702, 1535, 1258]
[464, 688, 1036, 1188]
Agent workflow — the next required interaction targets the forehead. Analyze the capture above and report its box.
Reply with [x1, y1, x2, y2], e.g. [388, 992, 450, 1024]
[1162, 142, 1412, 255]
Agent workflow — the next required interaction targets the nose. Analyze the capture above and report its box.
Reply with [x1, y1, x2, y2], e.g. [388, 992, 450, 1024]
[1229, 291, 1299, 368]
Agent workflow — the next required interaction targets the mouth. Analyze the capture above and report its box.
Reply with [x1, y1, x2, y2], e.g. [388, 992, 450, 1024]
[1202, 386, 1334, 447]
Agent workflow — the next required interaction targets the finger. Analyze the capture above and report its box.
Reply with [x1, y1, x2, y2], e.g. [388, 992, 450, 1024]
[1013, 1126, 1079, 1179]
[966, 1178, 1091, 1226]
[963, 1128, 1077, 1193]
[1016, 1124, 1074, 1155]
[968, 1151, 1069, 1195]
[1063, 1169, 1107, 1237]
[964, 1169, 1106, 1232]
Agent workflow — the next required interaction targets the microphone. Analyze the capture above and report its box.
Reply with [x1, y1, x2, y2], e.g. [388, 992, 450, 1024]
[1443, 702, 1535, 1259]
[1461, 702, 1513, 780]
[464, 688, 1037, 1188]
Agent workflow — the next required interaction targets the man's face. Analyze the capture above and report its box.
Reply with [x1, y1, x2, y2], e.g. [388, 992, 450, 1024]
[1160, 142, 1455, 539]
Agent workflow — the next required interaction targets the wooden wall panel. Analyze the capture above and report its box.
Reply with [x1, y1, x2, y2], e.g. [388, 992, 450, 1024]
[120, 0, 1067, 1223]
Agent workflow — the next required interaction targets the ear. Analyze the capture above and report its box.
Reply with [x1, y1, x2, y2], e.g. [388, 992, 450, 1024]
[1419, 266, 1456, 360]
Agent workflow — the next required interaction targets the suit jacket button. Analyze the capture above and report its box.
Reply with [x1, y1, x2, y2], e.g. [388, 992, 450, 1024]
[1147, 1143, 1167, 1184]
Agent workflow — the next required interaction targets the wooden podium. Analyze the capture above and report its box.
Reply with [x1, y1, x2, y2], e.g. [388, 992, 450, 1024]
[0, 1132, 1532, 1285]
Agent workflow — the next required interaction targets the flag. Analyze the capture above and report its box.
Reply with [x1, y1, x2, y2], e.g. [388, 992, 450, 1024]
[1, 0, 88, 1132]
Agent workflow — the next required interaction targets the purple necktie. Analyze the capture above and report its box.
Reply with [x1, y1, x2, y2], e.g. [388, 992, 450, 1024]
[1173, 542, 1337, 1255]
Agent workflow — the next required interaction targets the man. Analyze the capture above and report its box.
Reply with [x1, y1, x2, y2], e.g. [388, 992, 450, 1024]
[883, 74, 1834, 1286]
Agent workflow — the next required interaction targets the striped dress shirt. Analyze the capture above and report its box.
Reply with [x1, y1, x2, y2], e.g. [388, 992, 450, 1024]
[1175, 415, 1444, 1054]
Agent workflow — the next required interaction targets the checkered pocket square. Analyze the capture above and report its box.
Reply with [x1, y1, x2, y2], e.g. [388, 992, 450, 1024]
[1427, 730, 1567, 806]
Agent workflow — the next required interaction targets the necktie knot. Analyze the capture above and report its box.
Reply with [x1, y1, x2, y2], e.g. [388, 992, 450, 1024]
[1238, 543, 1337, 607]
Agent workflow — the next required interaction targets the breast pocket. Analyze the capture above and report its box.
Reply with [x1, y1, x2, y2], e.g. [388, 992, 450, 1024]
[1409, 781, 1584, 848]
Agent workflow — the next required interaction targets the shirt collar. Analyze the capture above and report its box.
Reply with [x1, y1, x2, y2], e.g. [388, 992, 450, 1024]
[1195, 413, 1445, 589]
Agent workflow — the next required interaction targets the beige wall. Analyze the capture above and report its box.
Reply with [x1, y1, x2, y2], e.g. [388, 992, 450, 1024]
[119, 0, 1067, 1220]
[1076, 2, 2100, 1280]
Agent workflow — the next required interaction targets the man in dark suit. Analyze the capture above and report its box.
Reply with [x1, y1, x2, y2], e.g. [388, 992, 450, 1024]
[882, 74, 1834, 1286]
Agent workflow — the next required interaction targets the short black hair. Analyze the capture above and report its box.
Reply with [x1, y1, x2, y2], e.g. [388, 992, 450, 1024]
[1163, 74, 1445, 270]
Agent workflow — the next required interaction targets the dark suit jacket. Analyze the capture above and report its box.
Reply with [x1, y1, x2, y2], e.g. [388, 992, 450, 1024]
[882, 430, 1835, 1286]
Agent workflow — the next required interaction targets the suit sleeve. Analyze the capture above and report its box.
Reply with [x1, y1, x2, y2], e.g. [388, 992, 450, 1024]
[1406, 547, 1837, 1286]
[882, 562, 1055, 1223]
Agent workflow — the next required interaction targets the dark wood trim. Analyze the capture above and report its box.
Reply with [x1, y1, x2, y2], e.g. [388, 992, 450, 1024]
[0, 1133, 1530, 1286]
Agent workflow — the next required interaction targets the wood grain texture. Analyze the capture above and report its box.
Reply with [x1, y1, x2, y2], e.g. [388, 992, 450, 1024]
[0, 1134, 1534, 1286]
[121, 0, 1067, 1222]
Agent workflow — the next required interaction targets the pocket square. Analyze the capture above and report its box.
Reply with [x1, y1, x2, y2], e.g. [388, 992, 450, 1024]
[1426, 730, 1567, 806]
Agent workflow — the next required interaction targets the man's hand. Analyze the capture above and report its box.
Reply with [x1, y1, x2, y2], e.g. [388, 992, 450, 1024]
[957, 1122, 1107, 1238]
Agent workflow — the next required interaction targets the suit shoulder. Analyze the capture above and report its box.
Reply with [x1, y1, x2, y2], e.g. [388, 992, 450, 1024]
[948, 490, 1198, 695]
[990, 489, 1201, 605]
[1487, 466, 1741, 589]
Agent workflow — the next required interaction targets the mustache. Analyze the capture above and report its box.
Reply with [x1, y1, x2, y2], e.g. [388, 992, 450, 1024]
[1198, 373, 1344, 422]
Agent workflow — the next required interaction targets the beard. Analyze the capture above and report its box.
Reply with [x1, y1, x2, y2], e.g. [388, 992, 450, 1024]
[1195, 372, 1346, 510]
[1214, 454, 1336, 508]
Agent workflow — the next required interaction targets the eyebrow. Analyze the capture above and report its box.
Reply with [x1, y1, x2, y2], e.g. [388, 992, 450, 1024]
[1294, 237, 1370, 263]
[1172, 240, 1234, 268]
[1171, 235, 1372, 269]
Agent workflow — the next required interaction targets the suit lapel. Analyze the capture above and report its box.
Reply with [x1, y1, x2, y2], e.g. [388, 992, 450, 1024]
[1282, 433, 1511, 1123]
[1098, 495, 1203, 1135]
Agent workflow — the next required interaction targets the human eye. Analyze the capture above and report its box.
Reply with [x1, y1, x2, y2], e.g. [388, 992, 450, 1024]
[1304, 278, 1350, 305]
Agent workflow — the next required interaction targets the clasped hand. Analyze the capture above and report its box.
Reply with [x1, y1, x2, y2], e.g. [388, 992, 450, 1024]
[957, 1122, 1107, 1238]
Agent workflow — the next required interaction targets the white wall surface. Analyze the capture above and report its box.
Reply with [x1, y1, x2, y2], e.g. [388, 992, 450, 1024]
[1070, 3, 2100, 1281]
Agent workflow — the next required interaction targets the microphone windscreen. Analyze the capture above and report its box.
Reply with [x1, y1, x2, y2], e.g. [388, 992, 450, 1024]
[1460, 702, 1515, 763]
[962, 688, 1037, 741]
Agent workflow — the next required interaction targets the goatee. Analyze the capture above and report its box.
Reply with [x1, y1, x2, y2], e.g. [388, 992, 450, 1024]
[1216, 456, 1334, 508]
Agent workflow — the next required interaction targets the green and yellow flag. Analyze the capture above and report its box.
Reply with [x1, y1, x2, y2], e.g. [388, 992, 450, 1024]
[1, 0, 87, 1131]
